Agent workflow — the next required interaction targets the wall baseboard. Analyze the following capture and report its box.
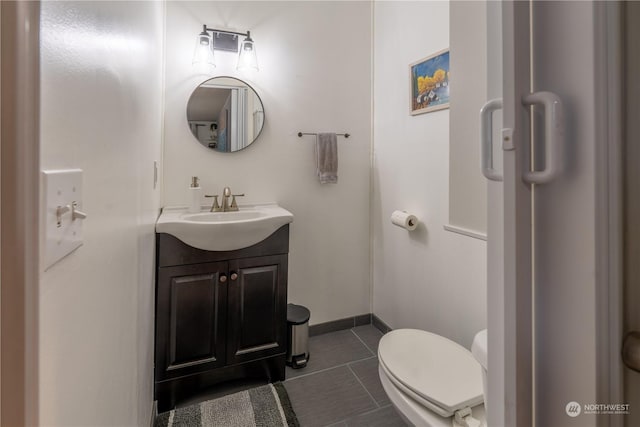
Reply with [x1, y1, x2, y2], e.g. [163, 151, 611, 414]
[308, 313, 393, 336]
[309, 313, 372, 336]
[372, 314, 392, 334]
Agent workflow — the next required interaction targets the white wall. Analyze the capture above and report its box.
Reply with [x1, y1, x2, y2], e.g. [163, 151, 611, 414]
[372, 1, 487, 348]
[39, 2, 164, 425]
[163, 1, 372, 325]
[449, 1, 488, 235]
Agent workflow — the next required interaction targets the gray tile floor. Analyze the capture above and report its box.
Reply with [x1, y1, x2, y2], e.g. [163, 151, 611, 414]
[284, 325, 407, 427]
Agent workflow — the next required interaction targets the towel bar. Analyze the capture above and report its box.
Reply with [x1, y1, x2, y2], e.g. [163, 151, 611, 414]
[297, 132, 350, 138]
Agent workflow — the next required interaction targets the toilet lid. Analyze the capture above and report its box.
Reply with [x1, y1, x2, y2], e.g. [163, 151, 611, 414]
[378, 329, 484, 417]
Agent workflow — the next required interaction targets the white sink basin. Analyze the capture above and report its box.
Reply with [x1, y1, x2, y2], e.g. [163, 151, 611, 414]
[156, 204, 294, 251]
[183, 211, 264, 223]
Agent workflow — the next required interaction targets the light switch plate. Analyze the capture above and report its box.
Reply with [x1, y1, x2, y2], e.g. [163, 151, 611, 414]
[43, 169, 84, 270]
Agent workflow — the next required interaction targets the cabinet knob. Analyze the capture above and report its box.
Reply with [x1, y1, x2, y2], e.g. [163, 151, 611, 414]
[230, 272, 238, 281]
[219, 275, 227, 283]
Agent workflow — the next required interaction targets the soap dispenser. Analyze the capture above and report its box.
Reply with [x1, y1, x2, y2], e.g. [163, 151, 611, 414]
[187, 176, 201, 213]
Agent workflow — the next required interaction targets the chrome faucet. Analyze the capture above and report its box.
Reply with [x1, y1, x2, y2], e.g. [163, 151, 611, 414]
[205, 187, 244, 212]
[221, 187, 232, 212]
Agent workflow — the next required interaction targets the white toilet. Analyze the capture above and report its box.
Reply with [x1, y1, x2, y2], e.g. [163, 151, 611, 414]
[378, 329, 488, 427]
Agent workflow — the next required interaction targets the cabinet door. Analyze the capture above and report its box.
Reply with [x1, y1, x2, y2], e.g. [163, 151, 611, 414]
[156, 262, 227, 381]
[227, 255, 288, 365]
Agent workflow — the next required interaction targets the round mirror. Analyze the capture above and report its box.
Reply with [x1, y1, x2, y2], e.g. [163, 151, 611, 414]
[187, 76, 265, 152]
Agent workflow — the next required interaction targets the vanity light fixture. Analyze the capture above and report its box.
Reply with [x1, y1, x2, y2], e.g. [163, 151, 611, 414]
[192, 25, 259, 71]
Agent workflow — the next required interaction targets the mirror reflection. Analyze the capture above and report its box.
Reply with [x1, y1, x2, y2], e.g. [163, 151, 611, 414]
[187, 77, 265, 152]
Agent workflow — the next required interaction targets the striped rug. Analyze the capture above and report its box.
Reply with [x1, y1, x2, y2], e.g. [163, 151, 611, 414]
[154, 383, 299, 427]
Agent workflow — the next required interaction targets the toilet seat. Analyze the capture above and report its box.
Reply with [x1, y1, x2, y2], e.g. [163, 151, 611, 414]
[378, 329, 484, 418]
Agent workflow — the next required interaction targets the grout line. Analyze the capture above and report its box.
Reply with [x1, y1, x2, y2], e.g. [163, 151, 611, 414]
[285, 355, 377, 382]
[324, 404, 396, 427]
[350, 328, 376, 356]
[347, 363, 380, 409]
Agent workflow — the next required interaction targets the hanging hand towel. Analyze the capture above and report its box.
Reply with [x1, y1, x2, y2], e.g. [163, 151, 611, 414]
[316, 132, 338, 184]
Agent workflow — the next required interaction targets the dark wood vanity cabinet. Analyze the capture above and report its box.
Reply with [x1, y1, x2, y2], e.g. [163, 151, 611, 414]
[155, 261, 228, 382]
[226, 255, 288, 365]
[154, 226, 289, 412]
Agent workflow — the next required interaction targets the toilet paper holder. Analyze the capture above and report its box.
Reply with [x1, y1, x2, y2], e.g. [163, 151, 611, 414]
[391, 210, 419, 231]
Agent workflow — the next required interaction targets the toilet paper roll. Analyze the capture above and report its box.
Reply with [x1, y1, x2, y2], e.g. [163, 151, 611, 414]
[391, 210, 418, 231]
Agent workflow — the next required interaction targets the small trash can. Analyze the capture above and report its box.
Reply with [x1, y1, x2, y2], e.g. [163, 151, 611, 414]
[286, 303, 310, 369]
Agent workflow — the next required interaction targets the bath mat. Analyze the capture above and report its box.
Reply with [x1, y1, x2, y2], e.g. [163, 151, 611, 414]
[154, 382, 299, 427]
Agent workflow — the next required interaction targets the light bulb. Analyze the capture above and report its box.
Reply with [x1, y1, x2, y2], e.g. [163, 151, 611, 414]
[192, 30, 215, 72]
[237, 32, 258, 71]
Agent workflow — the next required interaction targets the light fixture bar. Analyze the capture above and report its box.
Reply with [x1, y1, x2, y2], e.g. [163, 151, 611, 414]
[193, 25, 258, 72]
[202, 26, 249, 39]
[202, 26, 250, 53]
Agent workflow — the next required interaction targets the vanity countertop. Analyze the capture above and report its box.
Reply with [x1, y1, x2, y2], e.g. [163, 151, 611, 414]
[156, 203, 293, 251]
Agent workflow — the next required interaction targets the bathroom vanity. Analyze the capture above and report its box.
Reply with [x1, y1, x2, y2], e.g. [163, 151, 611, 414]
[154, 214, 290, 412]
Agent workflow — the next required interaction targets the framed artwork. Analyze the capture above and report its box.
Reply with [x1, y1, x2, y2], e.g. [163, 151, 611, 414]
[410, 48, 450, 115]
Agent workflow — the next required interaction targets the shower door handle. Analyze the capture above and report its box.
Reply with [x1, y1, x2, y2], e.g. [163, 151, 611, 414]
[480, 98, 503, 181]
[522, 91, 564, 184]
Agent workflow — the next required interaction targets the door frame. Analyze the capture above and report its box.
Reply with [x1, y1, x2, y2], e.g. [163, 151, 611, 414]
[595, 2, 624, 426]
[494, 2, 533, 426]
[622, 1, 640, 426]
[0, 1, 40, 425]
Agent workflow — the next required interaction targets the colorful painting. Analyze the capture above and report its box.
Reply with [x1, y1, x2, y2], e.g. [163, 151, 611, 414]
[410, 49, 450, 115]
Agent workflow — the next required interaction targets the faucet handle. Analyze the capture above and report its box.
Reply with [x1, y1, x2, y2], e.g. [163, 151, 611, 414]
[205, 194, 221, 212]
[230, 194, 245, 210]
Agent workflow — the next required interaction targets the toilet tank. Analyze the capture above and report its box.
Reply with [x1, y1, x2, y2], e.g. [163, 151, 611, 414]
[471, 329, 488, 414]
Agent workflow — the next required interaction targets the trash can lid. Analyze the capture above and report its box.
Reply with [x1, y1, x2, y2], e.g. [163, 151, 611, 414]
[287, 303, 310, 325]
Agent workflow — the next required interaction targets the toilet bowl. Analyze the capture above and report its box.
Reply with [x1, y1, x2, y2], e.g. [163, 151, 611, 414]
[471, 329, 488, 415]
[378, 329, 488, 427]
